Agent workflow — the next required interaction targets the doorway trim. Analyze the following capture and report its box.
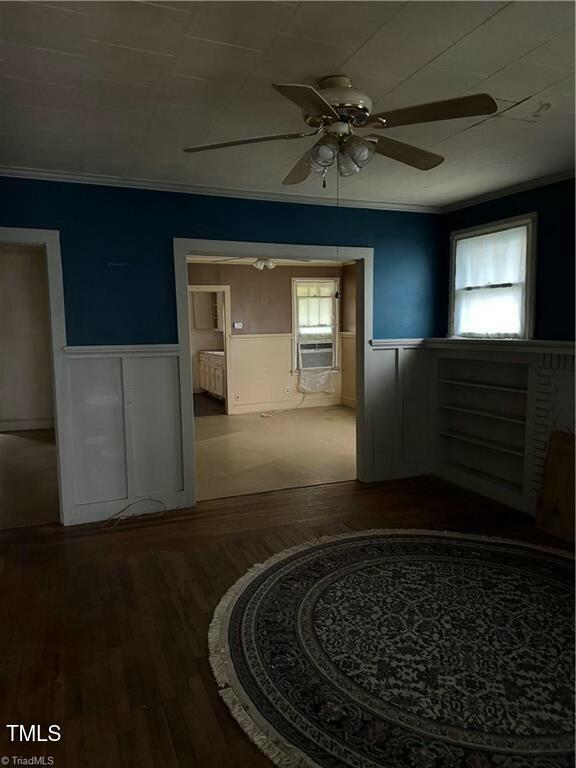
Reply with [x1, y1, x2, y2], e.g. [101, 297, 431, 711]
[174, 238, 375, 507]
[0, 227, 71, 524]
[188, 283, 233, 411]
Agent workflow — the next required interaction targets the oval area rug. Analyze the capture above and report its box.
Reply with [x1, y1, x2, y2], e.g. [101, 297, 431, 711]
[209, 530, 575, 768]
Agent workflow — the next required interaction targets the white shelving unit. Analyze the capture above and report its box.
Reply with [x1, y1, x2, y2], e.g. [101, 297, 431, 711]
[436, 357, 529, 505]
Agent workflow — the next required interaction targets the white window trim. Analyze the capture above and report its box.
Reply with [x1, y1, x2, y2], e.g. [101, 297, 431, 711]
[291, 276, 340, 372]
[448, 213, 537, 340]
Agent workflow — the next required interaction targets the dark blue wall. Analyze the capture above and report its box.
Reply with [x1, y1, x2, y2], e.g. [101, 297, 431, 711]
[0, 176, 443, 345]
[443, 179, 575, 341]
[1, 175, 573, 344]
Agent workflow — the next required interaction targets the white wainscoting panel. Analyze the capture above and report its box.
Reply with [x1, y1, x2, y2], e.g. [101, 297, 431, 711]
[124, 356, 183, 496]
[69, 356, 127, 505]
[370, 340, 433, 479]
[64, 345, 190, 525]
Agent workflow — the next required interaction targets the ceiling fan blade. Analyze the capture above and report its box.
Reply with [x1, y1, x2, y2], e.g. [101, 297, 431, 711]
[368, 135, 444, 170]
[183, 129, 318, 154]
[273, 83, 339, 120]
[369, 93, 498, 128]
[282, 151, 312, 186]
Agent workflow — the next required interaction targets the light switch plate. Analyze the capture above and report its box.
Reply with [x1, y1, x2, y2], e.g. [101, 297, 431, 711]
[233, 321, 243, 330]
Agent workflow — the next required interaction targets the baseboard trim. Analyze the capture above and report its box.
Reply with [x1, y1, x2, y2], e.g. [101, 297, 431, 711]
[0, 419, 54, 431]
[228, 395, 341, 415]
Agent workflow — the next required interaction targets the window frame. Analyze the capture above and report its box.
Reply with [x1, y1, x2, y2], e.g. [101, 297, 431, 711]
[291, 276, 340, 372]
[448, 213, 537, 340]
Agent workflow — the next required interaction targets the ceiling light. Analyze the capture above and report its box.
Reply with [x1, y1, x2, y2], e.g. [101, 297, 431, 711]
[253, 258, 276, 270]
[307, 134, 339, 174]
[337, 152, 360, 177]
[342, 135, 375, 168]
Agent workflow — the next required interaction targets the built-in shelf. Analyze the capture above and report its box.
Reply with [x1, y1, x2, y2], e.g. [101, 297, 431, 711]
[440, 378, 528, 394]
[439, 429, 525, 457]
[443, 461, 523, 494]
[439, 404, 526, 425]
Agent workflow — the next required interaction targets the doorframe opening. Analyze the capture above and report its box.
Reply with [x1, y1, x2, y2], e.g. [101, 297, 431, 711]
[173, 238, 376, 507]
[0, 227, 70, 525]
[188, 283, 232, 412]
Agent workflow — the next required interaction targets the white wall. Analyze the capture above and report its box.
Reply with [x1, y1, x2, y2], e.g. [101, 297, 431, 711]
[0, 244, 54, 431]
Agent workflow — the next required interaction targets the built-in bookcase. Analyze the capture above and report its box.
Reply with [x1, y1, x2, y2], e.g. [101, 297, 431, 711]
[437, 357, 529, 501]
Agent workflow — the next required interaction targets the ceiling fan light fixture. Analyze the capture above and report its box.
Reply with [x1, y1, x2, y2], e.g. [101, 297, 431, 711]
[307, 134, 339, 174]
[337, 152, 360, 178]
[253, 258, 276, 270]
[343, 135, 375, 168]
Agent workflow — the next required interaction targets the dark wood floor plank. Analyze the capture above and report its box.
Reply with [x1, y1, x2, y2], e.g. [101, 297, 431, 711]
[0, 477, 570, 767]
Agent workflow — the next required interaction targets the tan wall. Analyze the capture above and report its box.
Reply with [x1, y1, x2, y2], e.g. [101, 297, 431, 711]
[0, 244, 54, 430]
[341, 334, 356, 408]
[187, 263, 341, 334]
[341, 263, 356, 333]
[228, 334, 341, 414]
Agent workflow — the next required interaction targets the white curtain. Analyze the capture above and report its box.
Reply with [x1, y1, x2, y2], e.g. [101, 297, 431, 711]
[454, 226, 527, 337]
[296, 281, 336, 334]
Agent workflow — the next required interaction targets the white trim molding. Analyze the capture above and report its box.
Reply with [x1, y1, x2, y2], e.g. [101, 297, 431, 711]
[64, 344, 180, 356]
[0, 167, 571, 216]
[0, 226, 71, 524]
[0, 167, 437, 214]
[442, 171, 574, 213]
[424, 338, 575, 355]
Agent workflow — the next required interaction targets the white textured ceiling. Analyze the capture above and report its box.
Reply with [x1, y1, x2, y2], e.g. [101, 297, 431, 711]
[0, 1, 573, 209]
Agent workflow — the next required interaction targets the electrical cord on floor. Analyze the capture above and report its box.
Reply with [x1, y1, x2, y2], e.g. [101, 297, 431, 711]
[101, 497, 167, 529]
[260, 392, 306, 417]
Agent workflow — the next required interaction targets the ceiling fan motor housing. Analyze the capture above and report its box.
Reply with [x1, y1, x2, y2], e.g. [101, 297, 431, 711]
[304, 75, 373, 127]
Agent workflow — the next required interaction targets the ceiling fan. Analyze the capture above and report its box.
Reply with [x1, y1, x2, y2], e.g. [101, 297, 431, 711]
[182, 76, 498, 186]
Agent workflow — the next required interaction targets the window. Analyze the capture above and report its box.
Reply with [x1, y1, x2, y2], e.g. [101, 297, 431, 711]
[292, 278, 339, 370]
[449, 216, 535, 339]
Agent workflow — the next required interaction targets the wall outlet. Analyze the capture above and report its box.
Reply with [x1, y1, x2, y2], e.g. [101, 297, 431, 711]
[233, 321, 243, 330]
[285, 386, 291, 394]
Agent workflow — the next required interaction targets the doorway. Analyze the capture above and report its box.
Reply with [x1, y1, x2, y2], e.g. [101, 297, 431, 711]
[0, 243, 59, 528]
[175, 240, 374, 505]
[188, 284, 231, 418]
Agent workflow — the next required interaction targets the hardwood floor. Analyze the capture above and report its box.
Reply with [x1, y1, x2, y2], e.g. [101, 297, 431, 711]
[0, 429, 59, 529]
[0, 477, 570, 768]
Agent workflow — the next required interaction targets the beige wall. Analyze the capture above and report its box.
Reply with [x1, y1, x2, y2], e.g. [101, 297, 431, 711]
[0, 244, 54, 430]
[341, 334, 356, 408]
[187, 262, 355, 414]
[228, 335, 341, 414]
[187, 263, 342, 334]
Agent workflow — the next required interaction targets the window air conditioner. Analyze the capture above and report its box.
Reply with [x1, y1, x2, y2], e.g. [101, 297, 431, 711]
[298, 341, 335, 370]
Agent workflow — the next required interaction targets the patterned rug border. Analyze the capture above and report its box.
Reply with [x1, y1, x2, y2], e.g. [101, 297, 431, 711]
[208, 528, 573, 768]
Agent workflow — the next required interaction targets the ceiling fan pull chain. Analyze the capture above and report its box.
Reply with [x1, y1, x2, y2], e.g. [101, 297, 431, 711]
[322, 169, 327, 189]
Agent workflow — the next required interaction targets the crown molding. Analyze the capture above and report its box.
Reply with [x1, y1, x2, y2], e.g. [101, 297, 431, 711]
[0, 166, 440, 214]
[2, 165, 572, 216]
[440, 170, 575, 214]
